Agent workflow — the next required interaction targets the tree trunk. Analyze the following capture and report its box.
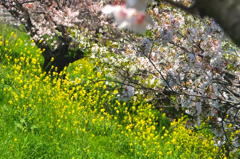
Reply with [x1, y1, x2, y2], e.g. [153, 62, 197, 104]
[42, 44, 84, 74]
[195, 0, 240, 46]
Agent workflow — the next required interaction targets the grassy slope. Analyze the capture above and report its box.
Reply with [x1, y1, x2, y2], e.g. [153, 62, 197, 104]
[0, 25, 135, 159]
[0, 23, 227, 159]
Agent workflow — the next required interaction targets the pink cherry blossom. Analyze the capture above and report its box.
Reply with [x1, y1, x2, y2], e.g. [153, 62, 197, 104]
[101, 4, 152, 33]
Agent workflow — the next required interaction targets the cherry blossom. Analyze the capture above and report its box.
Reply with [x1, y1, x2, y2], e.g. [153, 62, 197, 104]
[101, 4, 152, 33]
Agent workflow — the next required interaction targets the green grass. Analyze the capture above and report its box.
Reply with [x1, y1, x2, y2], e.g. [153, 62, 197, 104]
[0, 22, 230, 159]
